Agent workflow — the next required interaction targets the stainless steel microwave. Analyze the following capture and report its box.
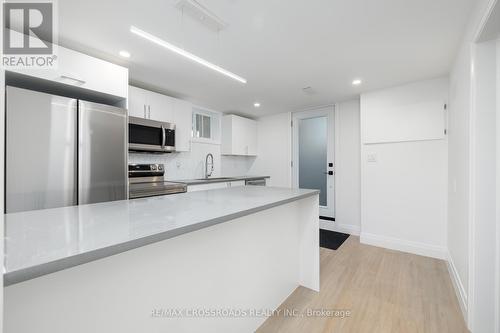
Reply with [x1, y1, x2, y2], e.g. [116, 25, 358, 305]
[128, 116, 175, 153]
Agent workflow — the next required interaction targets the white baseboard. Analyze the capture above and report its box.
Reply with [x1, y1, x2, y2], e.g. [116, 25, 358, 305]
[446, 251, 468, 319]
[359, 232, 447, 259]
[320, 221, 360, 236]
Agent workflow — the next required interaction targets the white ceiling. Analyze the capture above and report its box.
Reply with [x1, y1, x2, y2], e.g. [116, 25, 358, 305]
[478, 0, 500, 42]
[58, 0, 475, 117]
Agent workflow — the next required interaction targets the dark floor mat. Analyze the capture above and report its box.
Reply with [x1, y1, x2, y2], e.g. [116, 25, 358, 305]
[320, 229, 350, 250]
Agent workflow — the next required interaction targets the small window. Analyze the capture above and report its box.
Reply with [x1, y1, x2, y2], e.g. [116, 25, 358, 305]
[195, 113, 211, 139]
[192, 107, 221, 143]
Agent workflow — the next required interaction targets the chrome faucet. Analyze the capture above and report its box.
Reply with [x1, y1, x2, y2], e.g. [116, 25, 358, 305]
[205, 153, 214, 178]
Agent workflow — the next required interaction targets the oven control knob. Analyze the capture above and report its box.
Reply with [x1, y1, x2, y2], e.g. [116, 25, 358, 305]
[151, 165, 157, 171]
[158, 165, 163, 170]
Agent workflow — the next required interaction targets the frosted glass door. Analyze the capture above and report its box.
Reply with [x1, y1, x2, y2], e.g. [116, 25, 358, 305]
[298, 117, 328, 206]
[292, 106, 335, 219]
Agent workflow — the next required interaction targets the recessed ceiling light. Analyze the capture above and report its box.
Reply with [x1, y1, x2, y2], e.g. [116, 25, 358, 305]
[254, 102, 261, 108]
[119, 50, 131, 58]
[130, 26, 247, 84]
[352, 79, 362, 86]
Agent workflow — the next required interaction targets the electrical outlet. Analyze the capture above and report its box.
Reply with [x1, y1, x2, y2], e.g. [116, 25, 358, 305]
[367, 152, 378, 163]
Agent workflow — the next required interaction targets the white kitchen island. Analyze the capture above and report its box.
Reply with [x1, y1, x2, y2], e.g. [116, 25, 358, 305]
[4, 186, 319, 333]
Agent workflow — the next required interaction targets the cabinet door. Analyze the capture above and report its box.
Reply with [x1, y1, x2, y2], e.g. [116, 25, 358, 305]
[246, 118, 258, 156]
[128, 86, 147, 118]
[227, 180, 245, 188]
[231, 116, 246, 155]
[11, 45, 128, 98]
[221, 115, 233, 154]
[187, 182, 227, 192]
[148, 92, 174, 123]
[173, 98, 192, 152]
[60, 47, 128, 98]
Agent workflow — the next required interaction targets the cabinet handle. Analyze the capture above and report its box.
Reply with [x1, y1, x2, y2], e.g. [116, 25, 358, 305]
[60, 75, 86, 85]
[143, 105, 147, 118]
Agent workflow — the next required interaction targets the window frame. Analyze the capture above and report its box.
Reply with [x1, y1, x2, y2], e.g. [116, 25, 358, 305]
[191, 106, 222, 145]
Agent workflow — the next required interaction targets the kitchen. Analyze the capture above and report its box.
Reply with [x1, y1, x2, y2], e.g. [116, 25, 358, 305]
[0, 0, 500, 333]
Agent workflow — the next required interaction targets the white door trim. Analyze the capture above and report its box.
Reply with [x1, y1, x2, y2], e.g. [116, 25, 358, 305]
[469, 1, 500, 330]
[291, 105, 335, 218]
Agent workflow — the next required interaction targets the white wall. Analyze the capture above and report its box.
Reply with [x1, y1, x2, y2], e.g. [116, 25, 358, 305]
[362, 82, 446, 144]
[446, 0, 493, 323]
[252, 102, 361, 235]
[360, 78, 448, 259]
[249, 112, 292, 188]
[129, 142, 255, 180]
[447, 34, 473, 317]
[333, 100, 361, 235]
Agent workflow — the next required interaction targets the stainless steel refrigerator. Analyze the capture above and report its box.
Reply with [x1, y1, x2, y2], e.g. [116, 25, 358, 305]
[6, 86, 128, 213]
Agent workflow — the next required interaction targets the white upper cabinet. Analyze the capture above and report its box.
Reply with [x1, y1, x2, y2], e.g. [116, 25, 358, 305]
[221, 115, 258, 156]
[128, 85, 192, 152]
[128, 86, 173, 122]
[128, 86, 148, 118]
[173, 99, 192, 152]
[149, 92, 174, 123]
[10, 45, 128, 98]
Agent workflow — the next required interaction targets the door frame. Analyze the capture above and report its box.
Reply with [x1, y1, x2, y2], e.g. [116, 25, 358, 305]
[291, 105, 336, 218]
[468, 1, 500, 331]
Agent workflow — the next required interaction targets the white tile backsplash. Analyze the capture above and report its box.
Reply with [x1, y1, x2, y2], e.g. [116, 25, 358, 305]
[129, 142, 255, 181]
[221, 155, 257, 177]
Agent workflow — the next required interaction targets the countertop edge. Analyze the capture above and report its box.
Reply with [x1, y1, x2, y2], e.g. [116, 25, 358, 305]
[172, 176, 270, 186]
[4, 189, 319, 287]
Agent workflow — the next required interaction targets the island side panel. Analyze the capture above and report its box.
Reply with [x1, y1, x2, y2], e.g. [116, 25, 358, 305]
[298, 195, 320, 291]
[4, 196, 319, 333]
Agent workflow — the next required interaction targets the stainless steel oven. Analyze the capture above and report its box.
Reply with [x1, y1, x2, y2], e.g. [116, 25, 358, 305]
[129, 164, 187, 198]
[128, 116, 175, 153]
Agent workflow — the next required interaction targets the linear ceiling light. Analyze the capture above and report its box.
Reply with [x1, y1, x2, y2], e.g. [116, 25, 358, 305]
[130, 26, 247, 84]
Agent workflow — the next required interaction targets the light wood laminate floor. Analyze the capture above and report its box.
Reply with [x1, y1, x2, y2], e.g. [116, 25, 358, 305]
[257, 236, 468, 333]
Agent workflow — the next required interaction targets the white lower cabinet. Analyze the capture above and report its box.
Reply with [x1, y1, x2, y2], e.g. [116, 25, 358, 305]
[226, 181, 245, 188]
[187, 181, 246, 192]
[187, 182, 227, 192]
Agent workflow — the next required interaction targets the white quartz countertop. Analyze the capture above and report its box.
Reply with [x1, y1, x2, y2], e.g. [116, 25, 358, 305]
[4, 186, 319, 286]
